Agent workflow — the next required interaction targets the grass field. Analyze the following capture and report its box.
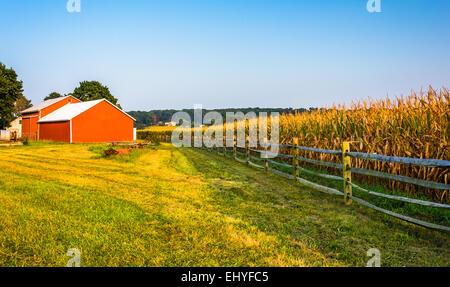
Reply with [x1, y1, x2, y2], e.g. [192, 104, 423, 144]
[0, 142, 448, 266]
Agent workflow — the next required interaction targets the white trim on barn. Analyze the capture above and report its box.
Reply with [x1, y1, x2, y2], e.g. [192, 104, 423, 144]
[38, 110, 41, 140]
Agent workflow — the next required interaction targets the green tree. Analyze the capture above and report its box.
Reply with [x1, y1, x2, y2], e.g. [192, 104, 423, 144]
[0, 63, 23, 129]
[44, 92, 62, 101]
[72, 81, 121, 109]
[13, 94, 32, 117]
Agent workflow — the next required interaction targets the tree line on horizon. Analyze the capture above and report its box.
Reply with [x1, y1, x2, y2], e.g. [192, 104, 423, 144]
[128, 107, 319, 130]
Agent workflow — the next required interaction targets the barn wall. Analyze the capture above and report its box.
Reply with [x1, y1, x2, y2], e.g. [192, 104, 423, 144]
[41, 97, 81, 118]
[72, 101, 134, 143]
[21, 112, 39, 140]
[39, 121, 71, 142]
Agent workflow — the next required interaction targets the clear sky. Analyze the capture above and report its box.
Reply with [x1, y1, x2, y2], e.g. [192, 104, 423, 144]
[1, 0, 449, 111]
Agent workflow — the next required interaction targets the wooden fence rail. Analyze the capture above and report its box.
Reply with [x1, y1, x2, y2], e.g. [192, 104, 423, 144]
[158, 135, 450, 232]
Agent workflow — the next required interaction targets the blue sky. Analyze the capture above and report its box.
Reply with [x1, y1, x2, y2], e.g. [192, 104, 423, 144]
[1, 0, 449, 110]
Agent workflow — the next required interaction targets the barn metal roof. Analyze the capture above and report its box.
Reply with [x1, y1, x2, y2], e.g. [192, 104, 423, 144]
[38, 99, 136, 123]
[21, 96, 77, 114]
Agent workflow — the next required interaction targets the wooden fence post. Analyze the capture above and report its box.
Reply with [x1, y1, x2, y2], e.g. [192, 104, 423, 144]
[264, 138, 269, 172]
[233, 137, 237, 159]
[217, 137, 220, 155]
[292, 137, 299, 179]
[343, 141, 352, 205]
[222, 138, 226, 156]
[245, 135, 249, 166]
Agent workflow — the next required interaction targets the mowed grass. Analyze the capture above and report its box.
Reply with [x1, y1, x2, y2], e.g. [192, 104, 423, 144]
[0, 142, 448, 266]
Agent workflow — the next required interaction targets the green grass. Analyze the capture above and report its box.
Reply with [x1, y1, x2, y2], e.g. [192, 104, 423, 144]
[257, 154, 450, 226]
[0, 142, 448, 266]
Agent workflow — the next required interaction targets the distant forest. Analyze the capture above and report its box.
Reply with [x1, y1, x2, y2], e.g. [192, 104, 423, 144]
[128, 107, 318, 129]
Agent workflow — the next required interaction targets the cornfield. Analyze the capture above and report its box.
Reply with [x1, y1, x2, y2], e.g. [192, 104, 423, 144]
[138, 87, 449, 203]
[280, 87, 449, 203]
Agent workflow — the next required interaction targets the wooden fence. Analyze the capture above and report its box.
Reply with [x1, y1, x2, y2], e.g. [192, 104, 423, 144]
[187, 136, 450, 232]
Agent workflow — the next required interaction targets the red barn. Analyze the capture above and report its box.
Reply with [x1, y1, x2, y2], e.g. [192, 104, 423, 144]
[37, 99, 135, 143]
[21, 96, 81, 139]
